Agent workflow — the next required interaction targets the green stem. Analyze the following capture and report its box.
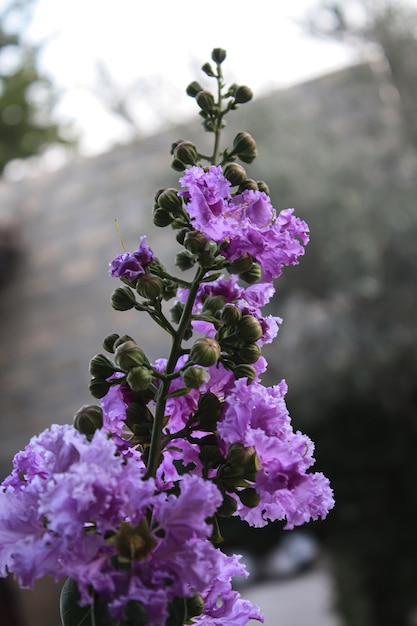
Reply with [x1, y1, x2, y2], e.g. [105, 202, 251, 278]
[145, 266, 206, 479]
[211, 64, 224, 165]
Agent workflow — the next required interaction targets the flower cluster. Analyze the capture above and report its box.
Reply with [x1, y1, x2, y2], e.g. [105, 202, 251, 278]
[0, 49, 333, 626]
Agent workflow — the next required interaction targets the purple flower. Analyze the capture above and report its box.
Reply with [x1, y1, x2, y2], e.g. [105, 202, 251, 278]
[109, 235, 154, 281]
[217, 378, 335, 529]
[179, 167, 309, 282]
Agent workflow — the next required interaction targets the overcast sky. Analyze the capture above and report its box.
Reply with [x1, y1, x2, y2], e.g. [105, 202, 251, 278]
[25, 0, 359, 156]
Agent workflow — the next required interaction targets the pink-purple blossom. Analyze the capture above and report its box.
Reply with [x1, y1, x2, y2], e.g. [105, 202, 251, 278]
[179, 166, 309, 282]
[109, 235, 154, 281]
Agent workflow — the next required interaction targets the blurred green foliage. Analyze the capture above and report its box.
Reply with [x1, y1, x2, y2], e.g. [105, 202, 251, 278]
[0, 0, 74, 175]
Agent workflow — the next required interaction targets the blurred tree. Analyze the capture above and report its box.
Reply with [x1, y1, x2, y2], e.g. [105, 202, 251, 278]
[304, 0, 417, 147]
[0, 0, 74, 175]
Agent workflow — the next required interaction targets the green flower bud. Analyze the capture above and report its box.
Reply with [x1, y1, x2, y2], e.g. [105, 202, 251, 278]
[238, 342, 262, 364]
[136, 274, 163, 300]
[195, 392, 223, 430]
[257, 180, 270, 195]
[233, 364, 257, 382]
[126, 366, 152, 392]
[236, 315, 263, 342]
[197, 240, 219, 268]
[229, 253, 254, 274]
[232, 131, 257, 163]
[171, 157, 186, 172]
[102, 333, 120, 354]
[233, 85, 253, 104]
[223, 162, 247, 186]
[221, 304, 242, 327]
[89, 377, 111, 399]
[73, 404, 103, 435]
[199, 442, 223, 468]
[157, 187, 183, 214]
[185, 594, 204, 619]
[201, 62, 215, 77]
[89, 353, 117, 379]
[113, 334, 135, 350]
[175, 228, 189, 245]
[190, 337, 221, 367]
[238, 179, 259, 193]
[239, 261, 262, 284]
[196, 90, 215, 113]
[202, 295, 226, 314]
[211, 48, 227, 64]
[114, 341, 148, 371]
[226, 443, 260, 481]
[173, 141, 199, 166]
[184, 230, 207, 253]
[238, 487, 261, 508]
[153, 208, 173, 227]
[182, 366, 206, 389]
[111, 286, 137, 311]
[217, 493, 238, 517]
[186, 81, 204, 97]
[176, 250, 196, 271]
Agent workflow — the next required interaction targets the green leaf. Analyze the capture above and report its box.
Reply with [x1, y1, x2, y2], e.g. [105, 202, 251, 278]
[60, 578, 119, 626]
[60, 578, 93, 626]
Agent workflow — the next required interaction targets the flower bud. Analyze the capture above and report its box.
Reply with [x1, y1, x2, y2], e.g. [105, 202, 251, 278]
[157, 188, 183, 214]
[182, 366, 206, 389]
[238, 179, 259, 193]
[223, 162, 247, 186]
[113, 334, 135, 350]
[126, 366, 152, 392]
[185, 595, 204, 619]
[196, 90, 215, 113]
[184, 230, 207, 253]
[176, 250, 196, 271]
[233, 85, 253, 104]
[102, 333, 120, 354]
[195, 392, 223, 430]
[238, 487, 260, 508]
[197, 240, 219, 268]
[89, 377, 111, 399]
[202, 295, 226, 314]
[211, 48, 227, 64]
[201, 62, 215, 77]
[186, 81, 204, 97]
[229, 253, 254, 274]
[233, 364, 256, 382]
[236, 315, 263, 342]
[239, 261, 262, 284]
[153, 208, 172, 227]
[173, 141, 199, 166]
[257, 180, 270, 195]
[114, 341, 148, 371]
[171, 157, 186, 172]
[221, 304, 242, 327]
[73, 404, 103, 435]
[111, 286, 137, 311]
[136, 274, 163, 300]
[238, 343, 262, 364]
[232, 131, 257, 163]
[89, 353, 117, 379]
[190, 337, 221, 367]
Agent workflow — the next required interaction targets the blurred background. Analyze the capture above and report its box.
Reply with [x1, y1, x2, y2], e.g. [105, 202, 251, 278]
[1, 0, 417, 625]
